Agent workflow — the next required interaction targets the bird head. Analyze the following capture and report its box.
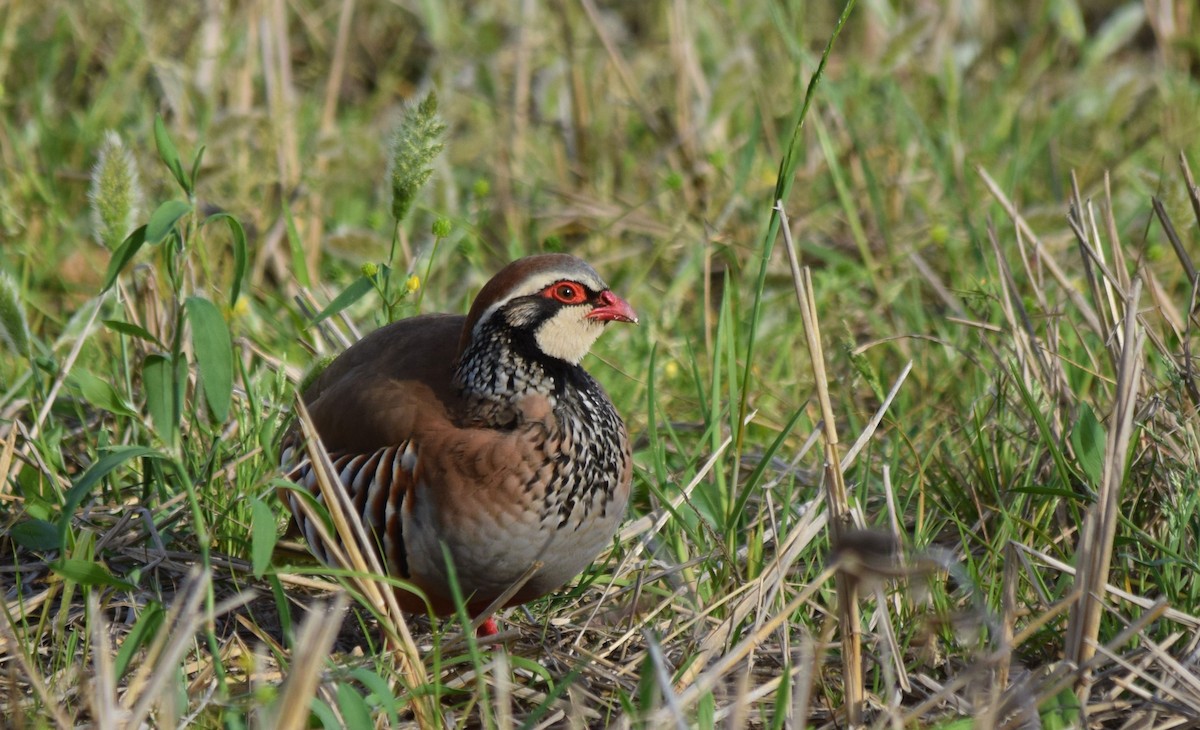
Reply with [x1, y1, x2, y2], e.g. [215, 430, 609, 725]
[461, 254, 637, 365]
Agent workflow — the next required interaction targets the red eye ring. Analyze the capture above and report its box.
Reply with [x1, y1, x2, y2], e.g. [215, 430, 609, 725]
[543, 281, 587, 304]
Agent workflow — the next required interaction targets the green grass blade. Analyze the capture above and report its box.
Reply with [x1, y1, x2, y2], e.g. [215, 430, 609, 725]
[189, 144, 206, 193]
[283, 197, 310, 288]
[153, 115, 190, 194]
[50, 558, 136, 590]
[308, 274, 376, 326]
[113, 601, 164, 679]
[58, 445, 161, 550]
[735, 0, 859, 453]
[102, 318, 164, 348]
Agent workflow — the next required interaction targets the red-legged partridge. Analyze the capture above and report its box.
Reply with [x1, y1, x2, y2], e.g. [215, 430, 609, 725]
[281, 254, 636, 629]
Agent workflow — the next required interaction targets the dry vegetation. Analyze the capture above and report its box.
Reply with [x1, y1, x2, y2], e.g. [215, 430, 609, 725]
[2, 0, 1200, 727]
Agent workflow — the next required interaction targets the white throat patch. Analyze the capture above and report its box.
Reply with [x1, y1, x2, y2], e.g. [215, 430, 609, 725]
[533, 307, 605, 365]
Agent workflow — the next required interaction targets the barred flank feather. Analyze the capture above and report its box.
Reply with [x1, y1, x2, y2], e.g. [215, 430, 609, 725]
[283, 444, 415, 579]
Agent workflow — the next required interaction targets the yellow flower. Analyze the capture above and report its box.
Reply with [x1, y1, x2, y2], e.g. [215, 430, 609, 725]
[406, 275, 420, 293]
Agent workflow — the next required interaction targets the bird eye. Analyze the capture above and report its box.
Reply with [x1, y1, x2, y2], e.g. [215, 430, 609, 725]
[545, 282, 586, 304]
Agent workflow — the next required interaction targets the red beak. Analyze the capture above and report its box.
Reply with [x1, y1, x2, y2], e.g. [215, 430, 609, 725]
[587, 290, 638, 324]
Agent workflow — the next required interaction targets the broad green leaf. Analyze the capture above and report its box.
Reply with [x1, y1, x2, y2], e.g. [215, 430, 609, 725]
[1070, 403, 1105, 487]
[143, 354, 182, 445]
[336, 684, 372, 729]
[1041, 685, 1082, 729]
[103, 319, 164, 348]
[113, 601, 163, 679]
[186, 296, 233, 423]
[68, 368, 137, 417]
[10, 519, 59, 550]
[309, 274, 376, 326]
[204, 212, 249, 307]
[22, 494, 53, 521]
[154, 115, 189, 193]
[309, 698, 339, 730]
[250, 497, 278, 578]
[146, 200, 192, 245]
[51, 558, 136, 590]
[102, 224, 147, 292]
[58, 445, 162, 548]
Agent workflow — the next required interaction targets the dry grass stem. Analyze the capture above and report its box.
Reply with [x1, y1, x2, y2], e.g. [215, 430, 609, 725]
[1066, 280, 1146, 687]
[265, 592, 350, 730]
[977, 165, 1104, 332]
[293, 399, 434, 727]
[777, 199, 864, 725]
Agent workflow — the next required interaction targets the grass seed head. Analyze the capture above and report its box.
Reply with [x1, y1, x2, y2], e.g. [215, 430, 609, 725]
[89, 131, 144, 250]
[388, 91, 447, 224]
